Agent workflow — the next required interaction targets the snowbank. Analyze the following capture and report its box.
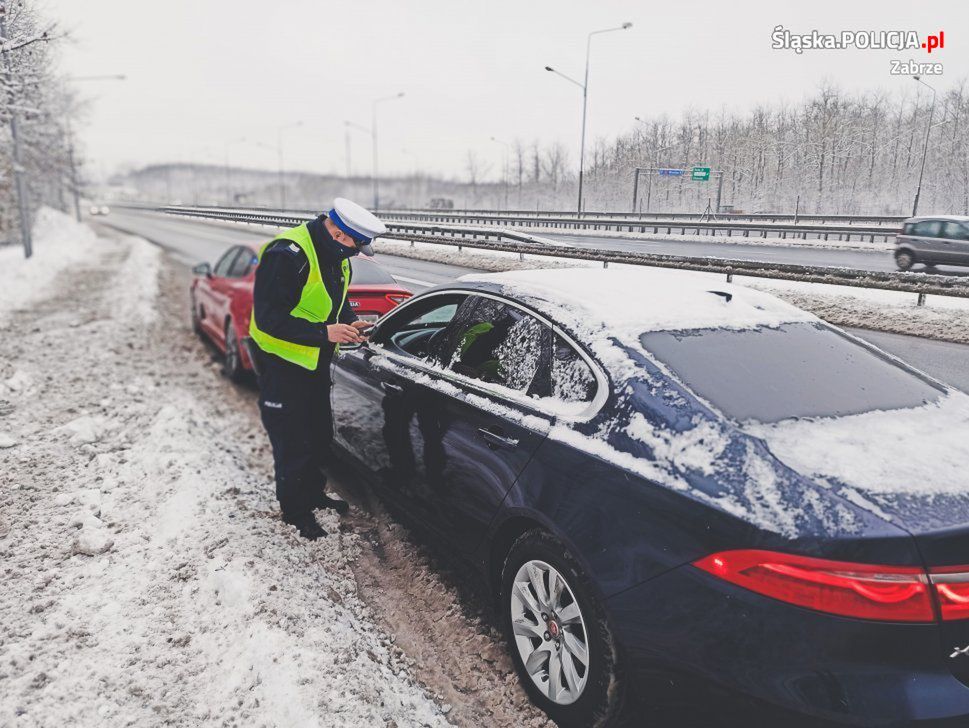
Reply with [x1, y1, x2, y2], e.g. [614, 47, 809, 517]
[0, 207, 101, 324]
[0, 220, 452, 727]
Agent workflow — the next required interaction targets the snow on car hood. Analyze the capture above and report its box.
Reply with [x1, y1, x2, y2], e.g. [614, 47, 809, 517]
[746, 391, 969, 526]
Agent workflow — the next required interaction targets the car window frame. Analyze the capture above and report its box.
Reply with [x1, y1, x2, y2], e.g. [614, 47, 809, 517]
[226, 247, 256, 278]
[941, 221, 969, 241]
[912, 220, 943, 238]
[366, 288, 609, 422]
[434, 294, 550, 396]
[213, 246, 241, 278]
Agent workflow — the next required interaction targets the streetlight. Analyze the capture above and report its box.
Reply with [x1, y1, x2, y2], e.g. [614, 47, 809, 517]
[224, 136, 247, 205]
[64, 74, 127, 221]
[912, 76, 936, 217]
[490, 136, 511, 210]
[371, 92, 405, 210]
[545, 21, 632, 214]
[345, 119, 371, 183]
[276, 121, 302, 210]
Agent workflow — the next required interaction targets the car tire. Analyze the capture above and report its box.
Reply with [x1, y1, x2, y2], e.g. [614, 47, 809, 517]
[222, 320, 245, 383]
[500, 530, 624, 728]
[895, 249, 915, 271]
[190, 295, 203, 336]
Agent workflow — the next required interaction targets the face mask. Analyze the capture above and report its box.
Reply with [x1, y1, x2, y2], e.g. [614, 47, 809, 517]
[317, 232, 360, 262]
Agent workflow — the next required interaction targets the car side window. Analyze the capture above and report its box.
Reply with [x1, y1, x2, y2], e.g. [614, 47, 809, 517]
[373, 294, 469, 361]
[942, 222, 969, 241]
[912, 220, 942, 238]
[213, 247, 238, 277]
[227, 248, 255, 278]
[444, 297, 547, 394]
[551, 334, 597, 403]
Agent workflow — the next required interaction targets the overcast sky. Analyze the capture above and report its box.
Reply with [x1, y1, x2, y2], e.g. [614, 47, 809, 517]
[43, 0, 968, 181]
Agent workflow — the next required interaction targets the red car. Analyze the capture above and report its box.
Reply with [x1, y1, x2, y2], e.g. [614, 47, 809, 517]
[190, 243, 412, 380]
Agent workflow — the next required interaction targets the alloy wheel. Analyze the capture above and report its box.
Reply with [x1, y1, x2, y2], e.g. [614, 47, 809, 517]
[510, 559, 590, 705]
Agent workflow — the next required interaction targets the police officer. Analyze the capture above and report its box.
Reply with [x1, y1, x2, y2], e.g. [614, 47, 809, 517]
[249, 198, 386, 539]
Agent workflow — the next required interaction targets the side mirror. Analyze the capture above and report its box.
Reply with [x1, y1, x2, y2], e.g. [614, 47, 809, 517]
[192, 262, 212, 278]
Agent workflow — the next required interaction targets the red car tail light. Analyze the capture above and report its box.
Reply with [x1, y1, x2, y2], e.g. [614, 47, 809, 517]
[386, 293, 411, 305]
[694, 550, 935, 623]
[929, 568, 969, 621]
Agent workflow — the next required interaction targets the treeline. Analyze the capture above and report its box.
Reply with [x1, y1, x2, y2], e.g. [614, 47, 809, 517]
[577, 82, 969, 215]
[0, 0, 76, 247]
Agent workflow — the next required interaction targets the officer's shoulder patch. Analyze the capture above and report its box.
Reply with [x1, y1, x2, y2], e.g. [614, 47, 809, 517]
[268, 239, 303, 256]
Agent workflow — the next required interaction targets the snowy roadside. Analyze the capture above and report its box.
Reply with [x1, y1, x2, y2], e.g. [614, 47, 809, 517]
[374, 238, 969, 345]
[0, 210, 455, 727]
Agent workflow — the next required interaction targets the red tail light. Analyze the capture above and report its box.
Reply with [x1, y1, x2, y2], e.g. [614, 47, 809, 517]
[694, 550, 935, 622]
[386, 293, 411, 306]
[928, 568, 969, 621]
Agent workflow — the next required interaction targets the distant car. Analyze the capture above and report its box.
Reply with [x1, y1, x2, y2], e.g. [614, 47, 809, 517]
[895, 215, 969, 270]
[428, 197, 455, 210]
[88, 205, 110, 216]
[330, 266, 969, 726]
[189, 243, 411, 380]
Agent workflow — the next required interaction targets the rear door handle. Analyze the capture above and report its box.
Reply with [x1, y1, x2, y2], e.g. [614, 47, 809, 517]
[477, 427, 519, 449]
[380, 381, 404, 394]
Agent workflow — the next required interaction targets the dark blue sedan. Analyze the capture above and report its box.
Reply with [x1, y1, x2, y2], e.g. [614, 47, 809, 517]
[330, 266, 969, 727]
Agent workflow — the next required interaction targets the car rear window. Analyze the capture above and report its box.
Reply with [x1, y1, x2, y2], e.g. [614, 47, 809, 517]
[640, 323, 943, 423]
[350, 257, 396, 284]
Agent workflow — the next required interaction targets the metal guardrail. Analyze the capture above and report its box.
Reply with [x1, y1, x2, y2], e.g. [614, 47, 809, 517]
[150, 205, 572, 250]
[378, 211, 898, 243]
[381, 207, 908, 226]
[144, 204, 896, 243]
[149, 205, 968, 302]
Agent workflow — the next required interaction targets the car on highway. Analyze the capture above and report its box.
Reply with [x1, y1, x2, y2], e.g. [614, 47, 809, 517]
[895, 215, 969, 270]
[329, 266, 969, 727]
[189, 243, 412, 380]
[88, 205, 110, 216]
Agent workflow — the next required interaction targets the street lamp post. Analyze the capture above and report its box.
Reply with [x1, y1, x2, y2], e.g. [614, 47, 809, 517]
[276, 121, 302, 210]
[0, 10, 31, 257]
[371, 92, 405, 210]
[64, 75, 126, 221]
[545, 22, 631, 215]
[912, 76, 937, 217]
[224, 136, 247, 205]
[490, 136, 511, 210]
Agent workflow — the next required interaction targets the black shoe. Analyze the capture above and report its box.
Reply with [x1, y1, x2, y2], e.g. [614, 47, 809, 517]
[315, 493, 350, 515]
[282, 512, 328, 540]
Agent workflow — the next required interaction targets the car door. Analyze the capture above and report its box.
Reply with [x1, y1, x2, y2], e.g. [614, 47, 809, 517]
[208, 246, 248, 347]
[941, 221, 969, 265]
[330, 293, 471, 524]
[910, 219, 945, 263]
[224, 245, 257, 326]
[401, 294, 554, 555]
[198, 246, 239, 341]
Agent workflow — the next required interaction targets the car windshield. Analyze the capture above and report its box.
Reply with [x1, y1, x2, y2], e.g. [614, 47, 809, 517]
[350, 257, 396, 284]
[640, 322, 943, 423]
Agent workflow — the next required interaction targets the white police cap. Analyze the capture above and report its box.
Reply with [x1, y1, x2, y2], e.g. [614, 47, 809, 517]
[327, 197, 387, 256]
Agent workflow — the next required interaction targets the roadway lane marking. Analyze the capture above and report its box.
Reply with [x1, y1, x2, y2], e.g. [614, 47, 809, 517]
[392, 275, 436, 287]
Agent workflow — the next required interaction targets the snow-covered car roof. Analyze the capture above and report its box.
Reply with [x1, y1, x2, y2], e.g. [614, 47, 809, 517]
[459, 266, 817, 338]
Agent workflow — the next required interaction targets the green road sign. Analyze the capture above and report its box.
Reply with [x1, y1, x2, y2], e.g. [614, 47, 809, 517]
[691, 166, 711, 181]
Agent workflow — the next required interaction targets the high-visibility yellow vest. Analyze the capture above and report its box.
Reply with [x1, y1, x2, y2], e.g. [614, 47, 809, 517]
[248, 223, 351, 370]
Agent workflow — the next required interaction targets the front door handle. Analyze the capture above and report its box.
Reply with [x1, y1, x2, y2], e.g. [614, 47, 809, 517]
[477, 427, 519, 449]
[380, 381, 404, 394]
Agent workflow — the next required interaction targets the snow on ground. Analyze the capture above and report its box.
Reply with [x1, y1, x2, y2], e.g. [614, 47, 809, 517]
[0, 208, 100, 325]
[373, 238, 969, 345]
[0, 214, 455, 727]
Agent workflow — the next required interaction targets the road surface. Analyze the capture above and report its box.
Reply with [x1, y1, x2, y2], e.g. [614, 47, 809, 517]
[98, 208, 969, 392]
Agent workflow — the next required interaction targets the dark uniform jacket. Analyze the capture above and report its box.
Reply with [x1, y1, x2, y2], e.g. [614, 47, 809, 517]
[252, 215, 358, 362]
